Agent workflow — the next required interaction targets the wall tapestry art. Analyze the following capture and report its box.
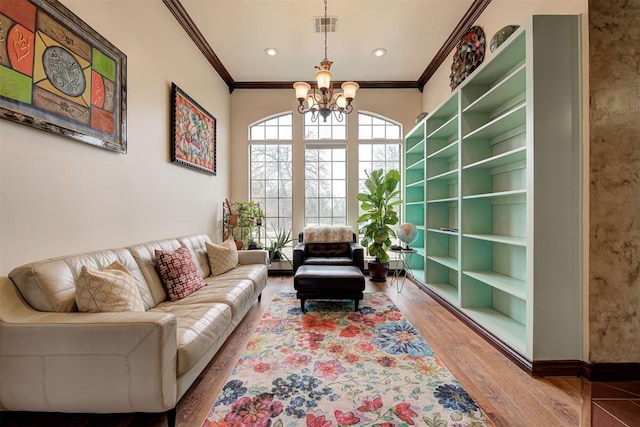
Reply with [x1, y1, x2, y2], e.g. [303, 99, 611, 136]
[449, 26, 485, 90]
[170, 83, 216, 175]
[0, 0, 127, 152]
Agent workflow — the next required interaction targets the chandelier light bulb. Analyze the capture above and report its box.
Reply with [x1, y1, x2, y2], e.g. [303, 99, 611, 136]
[293, 81, 311, 100]
[335, 94, 347, 109]
[341, 81, 359, 100]
[314, 69, 333, 91]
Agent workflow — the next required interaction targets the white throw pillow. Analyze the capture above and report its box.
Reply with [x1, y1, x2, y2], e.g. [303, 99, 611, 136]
[75, 261, 146, 312]
[206, 238, 238, 276]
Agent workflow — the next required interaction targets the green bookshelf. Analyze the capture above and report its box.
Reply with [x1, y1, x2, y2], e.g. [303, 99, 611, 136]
[403, 16, 583, 364]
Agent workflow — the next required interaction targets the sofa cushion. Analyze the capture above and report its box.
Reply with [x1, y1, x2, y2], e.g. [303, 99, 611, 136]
[178, 234, 213, 278]
[167, 278, 255, 319]
[305, 242, 351, 257]
[154, 247, 206, 302]
[303, 256, 355, 266]
[149, 302, 232, 376]
[8, 248, 152, 312]
[127, 238, 183, 307]
[75, 261, 146, 313]
[216, 264, 268, 300]
[206, 238, 238, 276]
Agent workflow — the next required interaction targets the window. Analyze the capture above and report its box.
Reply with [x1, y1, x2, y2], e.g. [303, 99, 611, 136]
[357, 113, 403, 247]
[250, 114, 292, 140]
[358, 112, 401, 140]
[249, 114, 293, 250]
[304, 111, 346, 140]
[357, 113, 402, 196]
[304, 146, 347, 226]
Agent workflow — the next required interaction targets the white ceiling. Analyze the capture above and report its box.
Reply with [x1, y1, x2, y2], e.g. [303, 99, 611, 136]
[179, 0, 475, 83]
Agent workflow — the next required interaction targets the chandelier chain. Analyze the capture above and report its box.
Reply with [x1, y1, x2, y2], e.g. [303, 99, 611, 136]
[323, 0, 328, 61]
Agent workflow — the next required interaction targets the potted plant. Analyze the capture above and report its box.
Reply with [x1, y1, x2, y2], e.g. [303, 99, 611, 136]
[267, 226, 293, 266]
[225, 201, 265, 249]
[357, 169, 402, 281]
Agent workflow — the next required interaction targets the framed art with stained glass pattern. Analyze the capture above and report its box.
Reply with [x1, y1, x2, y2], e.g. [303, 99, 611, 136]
[0, 0, 127, 153]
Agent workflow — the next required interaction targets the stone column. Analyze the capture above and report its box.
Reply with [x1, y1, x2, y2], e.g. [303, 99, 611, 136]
[588, 0, 640, 362]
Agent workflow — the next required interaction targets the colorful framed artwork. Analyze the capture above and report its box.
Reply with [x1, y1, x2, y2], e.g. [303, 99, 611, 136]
[0, 0, 127, 152]
[170, 83, 216, 175]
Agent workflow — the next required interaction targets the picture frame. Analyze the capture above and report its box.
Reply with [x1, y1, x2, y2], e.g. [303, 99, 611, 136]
[170, 83, 217, 175]
[0, 0, 127, 153]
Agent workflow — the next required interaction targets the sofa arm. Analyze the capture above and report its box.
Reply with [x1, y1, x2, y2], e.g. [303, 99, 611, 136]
[292, 243, 306, 273]
[0, 277, 178, 413]
[349, 243, 365, 273]
[238, 249, 268, 266]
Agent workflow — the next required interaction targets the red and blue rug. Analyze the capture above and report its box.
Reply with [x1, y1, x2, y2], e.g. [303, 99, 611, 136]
[203, 292, 493, 426]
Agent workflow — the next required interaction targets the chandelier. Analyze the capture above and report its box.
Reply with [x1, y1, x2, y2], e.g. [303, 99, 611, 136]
[293, 0, 359, 123]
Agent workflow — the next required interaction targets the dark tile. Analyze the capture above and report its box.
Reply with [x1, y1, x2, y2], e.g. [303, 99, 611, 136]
[606, 382, 640, 397]
[595, 400, 640, 427]
[593, 383, 640, 399]
[592, 402, 628, 427]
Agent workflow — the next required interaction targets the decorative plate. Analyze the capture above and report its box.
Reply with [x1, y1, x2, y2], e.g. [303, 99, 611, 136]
[490, 25, 520, 52]
[449, 26, 486, 90]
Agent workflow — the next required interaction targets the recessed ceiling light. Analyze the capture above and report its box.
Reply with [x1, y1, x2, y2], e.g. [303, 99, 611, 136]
[372, 48, 387, 57]
[264, 47, 279, 56]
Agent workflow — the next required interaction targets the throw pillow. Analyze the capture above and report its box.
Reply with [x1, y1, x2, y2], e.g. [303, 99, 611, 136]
[154, 246, 206, 301]
[206, 238, 238, 276]
[75, 261, 146, 312]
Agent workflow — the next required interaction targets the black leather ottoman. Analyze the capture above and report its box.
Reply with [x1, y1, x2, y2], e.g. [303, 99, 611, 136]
[293, 265, 365, 312]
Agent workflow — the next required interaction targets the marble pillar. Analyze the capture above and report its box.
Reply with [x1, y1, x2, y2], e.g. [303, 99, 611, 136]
[589, 0, 640, 362]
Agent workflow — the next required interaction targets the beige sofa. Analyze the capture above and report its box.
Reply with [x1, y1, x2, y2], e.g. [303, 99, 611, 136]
[0, 234, 267, 426]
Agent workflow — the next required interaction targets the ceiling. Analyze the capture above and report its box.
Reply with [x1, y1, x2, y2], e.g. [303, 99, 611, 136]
[165, 0, 489, 91]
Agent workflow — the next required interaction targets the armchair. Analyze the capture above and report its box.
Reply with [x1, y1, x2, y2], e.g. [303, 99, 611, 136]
[293, 226, 365, 274]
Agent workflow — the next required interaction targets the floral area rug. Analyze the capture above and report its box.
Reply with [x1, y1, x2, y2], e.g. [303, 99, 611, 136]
[203, 292, 493, 427]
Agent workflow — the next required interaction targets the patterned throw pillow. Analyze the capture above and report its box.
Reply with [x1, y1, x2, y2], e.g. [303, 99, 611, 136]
[154, 246, 206, 301]
[206, 238, 238, 276]
[75, 261, 146, 312]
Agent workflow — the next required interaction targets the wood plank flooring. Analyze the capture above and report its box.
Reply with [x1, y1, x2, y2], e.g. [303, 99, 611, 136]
[1, 275, 588, 426]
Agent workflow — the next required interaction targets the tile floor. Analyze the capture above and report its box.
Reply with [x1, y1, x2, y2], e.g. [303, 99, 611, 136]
[590, 382, 640, 426]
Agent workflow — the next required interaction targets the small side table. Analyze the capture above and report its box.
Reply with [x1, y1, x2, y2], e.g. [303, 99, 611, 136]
[389, 248, 417, 293]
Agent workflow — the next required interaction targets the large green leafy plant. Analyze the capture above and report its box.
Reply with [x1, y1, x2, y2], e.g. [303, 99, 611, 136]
[357, 169, 402, 264]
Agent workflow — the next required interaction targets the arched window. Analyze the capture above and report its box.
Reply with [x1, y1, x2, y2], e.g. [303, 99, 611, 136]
[357, 112, 403, 246]
[303, 111, 348, 226]
[248, 113, 293, 250]
[304, 111, 346, 140]
[357, 112, 402, 195]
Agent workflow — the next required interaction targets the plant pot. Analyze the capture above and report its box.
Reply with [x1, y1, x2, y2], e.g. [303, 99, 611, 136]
[368, 260, 389, 282]
[228, 214, 239, 226]
[234, 239, 243, 250]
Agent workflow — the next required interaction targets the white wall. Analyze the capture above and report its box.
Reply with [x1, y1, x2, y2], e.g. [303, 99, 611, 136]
[0, 1, 231, 274]
[423, 0, 588, 111]
[229, 88, 423, 236]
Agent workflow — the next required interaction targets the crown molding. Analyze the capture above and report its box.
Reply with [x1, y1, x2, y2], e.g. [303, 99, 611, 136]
[233, 81, 421, 90]
[162, 0, 235, 93]
[164, 0, 492, 92]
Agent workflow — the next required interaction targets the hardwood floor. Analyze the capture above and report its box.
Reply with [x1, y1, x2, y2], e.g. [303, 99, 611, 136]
[2, 275, 591, 426]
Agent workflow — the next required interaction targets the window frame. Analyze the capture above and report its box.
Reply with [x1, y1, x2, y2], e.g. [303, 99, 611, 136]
[248, 113, 294, 251]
